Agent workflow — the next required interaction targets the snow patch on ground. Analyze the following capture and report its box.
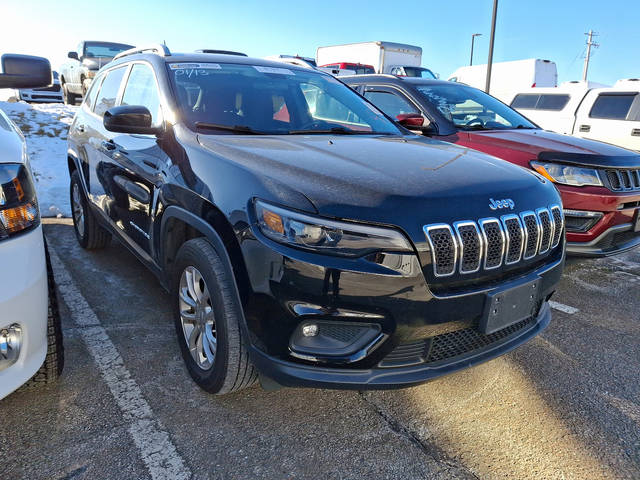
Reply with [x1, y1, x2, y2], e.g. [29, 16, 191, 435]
[1, 100, 77, 217]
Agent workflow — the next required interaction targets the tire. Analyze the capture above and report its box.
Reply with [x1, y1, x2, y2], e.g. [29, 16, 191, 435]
[173, 238, 257, 394]
[62, 82, 77, 105]
[70, 170, 111, 249]
[23, 244, 64, 388]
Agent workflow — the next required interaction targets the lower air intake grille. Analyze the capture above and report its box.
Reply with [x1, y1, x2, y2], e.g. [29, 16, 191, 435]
[379, 317, 536, 368]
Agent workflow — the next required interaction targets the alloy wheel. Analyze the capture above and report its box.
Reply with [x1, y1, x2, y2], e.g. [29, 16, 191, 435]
[72, 182, 85, 237]
[178, 266, 217, 370]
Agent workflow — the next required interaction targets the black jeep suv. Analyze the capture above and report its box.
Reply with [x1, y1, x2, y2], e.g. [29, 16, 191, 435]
[67, 45, 565, 394]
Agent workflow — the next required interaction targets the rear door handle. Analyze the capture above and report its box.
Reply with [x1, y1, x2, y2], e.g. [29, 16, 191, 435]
[579, 124, 591, 133]
[101, 140, 116, 151]
[632, 128, 640, 137]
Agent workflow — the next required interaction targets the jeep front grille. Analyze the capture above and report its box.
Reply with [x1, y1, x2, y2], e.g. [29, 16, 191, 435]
[423, 204, 563, 277]
[604, 169, 640, 192]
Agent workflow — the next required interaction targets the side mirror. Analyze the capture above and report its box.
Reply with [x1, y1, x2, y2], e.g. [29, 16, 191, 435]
[68, 51, 79, 60]
[0, 54, 52, 89]
[396, 113, 436, 134]
[104, 105, 161, 135]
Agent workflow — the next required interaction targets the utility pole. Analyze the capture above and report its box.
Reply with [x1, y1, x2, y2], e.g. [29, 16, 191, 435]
[582, 30, 599, 82]
[485, 0, 498, 93]
[470, 33, 482, 66]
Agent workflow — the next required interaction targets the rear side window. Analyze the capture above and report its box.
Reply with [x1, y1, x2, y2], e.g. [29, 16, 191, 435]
[363, 91, 417, 118]
[589, 93, 637, 120]
[121, 64, 162, 124]
[94, 66, 127, 117]
[511, 94, 569, 111]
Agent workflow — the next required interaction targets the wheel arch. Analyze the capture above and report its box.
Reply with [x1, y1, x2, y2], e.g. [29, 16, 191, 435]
[159, 205, 252, 307]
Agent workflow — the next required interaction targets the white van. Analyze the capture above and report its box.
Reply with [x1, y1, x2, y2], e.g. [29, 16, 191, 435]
[448, 59, 557, 103]
[511, 79, 640, 151]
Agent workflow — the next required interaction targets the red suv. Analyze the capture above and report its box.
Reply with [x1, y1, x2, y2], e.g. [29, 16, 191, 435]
[344, 76, 640, 256]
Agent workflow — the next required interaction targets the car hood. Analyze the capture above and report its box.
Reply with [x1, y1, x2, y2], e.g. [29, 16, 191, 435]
[197, 134, 559, 229]
[467, 129, 640, 168]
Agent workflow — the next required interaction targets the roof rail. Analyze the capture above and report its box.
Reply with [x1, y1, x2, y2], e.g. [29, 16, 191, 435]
[113, 44, 171, 61]
[195, 49, 247, 57]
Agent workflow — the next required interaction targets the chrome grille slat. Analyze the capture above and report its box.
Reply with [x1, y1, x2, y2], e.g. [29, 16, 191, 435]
[479, 218, 505, 270]
[536, 208, 552, 254]
[501, 214, 524, 264]
[454, 221, 482, 274]
[521, 212, 540, 260]
[550, 206, 564, 248]
[424, 224, 457, 277]
[424, 204, 562, 277]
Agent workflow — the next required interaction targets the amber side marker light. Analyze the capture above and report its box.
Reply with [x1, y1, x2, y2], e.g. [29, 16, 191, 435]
[262, 208, 285, 235]
[0, 202, 38, 234]
[533, 164, 556, 182]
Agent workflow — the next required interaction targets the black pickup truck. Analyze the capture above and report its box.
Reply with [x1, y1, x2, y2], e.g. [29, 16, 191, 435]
[59, 41, 132, 104]
[67, 47, 565, 395]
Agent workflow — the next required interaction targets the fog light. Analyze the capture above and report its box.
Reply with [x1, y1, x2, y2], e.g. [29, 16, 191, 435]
[0, 324, 22, 372]
[302, 324, 318, 337]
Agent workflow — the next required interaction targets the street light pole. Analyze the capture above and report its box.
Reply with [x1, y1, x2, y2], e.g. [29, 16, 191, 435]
[485, 0, 498, 93]
[470, 33, 482, 66]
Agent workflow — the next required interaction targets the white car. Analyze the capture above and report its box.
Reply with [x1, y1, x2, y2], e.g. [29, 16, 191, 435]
[0, 54, 63, 400]
[18, 70, 63, 103]
[511, 79, 640, 152]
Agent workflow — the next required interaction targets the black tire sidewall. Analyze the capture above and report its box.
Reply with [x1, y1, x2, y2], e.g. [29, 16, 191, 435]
[173, 240, 234, 393]
[70, 170, 89, 248]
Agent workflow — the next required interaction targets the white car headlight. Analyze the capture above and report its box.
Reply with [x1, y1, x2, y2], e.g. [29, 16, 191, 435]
[254, 200, 412, 257]
[530, 161, 602, 187]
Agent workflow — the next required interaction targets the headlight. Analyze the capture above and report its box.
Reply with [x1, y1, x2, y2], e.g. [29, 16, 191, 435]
[0, 164, 39, 240]
[254, 200, 412, 257]
[530, 161, 602, 187]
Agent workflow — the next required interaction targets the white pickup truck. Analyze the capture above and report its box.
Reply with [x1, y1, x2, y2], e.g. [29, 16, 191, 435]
[510, 79, 640, 152]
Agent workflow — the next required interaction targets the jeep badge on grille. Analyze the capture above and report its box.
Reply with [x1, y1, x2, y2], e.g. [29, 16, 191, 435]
[489, 198, 515, 210]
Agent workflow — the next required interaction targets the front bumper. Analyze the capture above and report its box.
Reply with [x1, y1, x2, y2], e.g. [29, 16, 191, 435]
[240, 228, 564, 390]
[559, 185, 640, 256]
[0, 226, 48, 400]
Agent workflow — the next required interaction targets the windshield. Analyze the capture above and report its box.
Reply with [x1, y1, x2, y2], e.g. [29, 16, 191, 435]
[84, 42, 133, 58]
[404, 67, 437, 79]
[416, 84, 537, 130]
[168, 62, 402, 135]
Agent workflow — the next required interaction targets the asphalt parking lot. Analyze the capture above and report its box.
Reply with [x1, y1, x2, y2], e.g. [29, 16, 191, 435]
[1, 218, 639, 480]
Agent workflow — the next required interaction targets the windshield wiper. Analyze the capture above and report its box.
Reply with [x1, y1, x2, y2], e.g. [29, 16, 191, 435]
[288, 126, 374, 135]
[458, 124, 493, 131]
[514, 124, 536, 129]
[195, 122, 268, 135]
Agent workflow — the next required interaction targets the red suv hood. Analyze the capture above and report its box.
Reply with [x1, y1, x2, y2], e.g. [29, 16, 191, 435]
[466, 129, 640, 168]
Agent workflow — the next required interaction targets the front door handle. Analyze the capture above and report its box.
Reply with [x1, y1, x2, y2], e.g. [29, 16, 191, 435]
[101, 140, 116, 151]
[579, 124, 591, 133]
[77, 124, 85, 133]
[632, 128, 640, 137]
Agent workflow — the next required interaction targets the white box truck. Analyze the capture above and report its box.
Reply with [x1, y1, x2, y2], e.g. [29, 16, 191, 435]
[316, 41, 436, 78]
[447, 58, 558, 103]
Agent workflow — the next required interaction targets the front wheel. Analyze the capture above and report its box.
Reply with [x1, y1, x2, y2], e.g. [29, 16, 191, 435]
[70, 170, 111, 249]
[173, 238, 257, 394]
[62, 83, 77, 105]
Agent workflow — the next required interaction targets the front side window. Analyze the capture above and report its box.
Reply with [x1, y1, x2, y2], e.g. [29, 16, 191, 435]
[84, 75, 102, 111]
[167, 62, 401, 135]
[94, 66, 127, 117]
[121, 64, 162, 124]
[416, 84, 536, 130]
[589, 93, 637, 120]
[363, 91, 417, 118]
